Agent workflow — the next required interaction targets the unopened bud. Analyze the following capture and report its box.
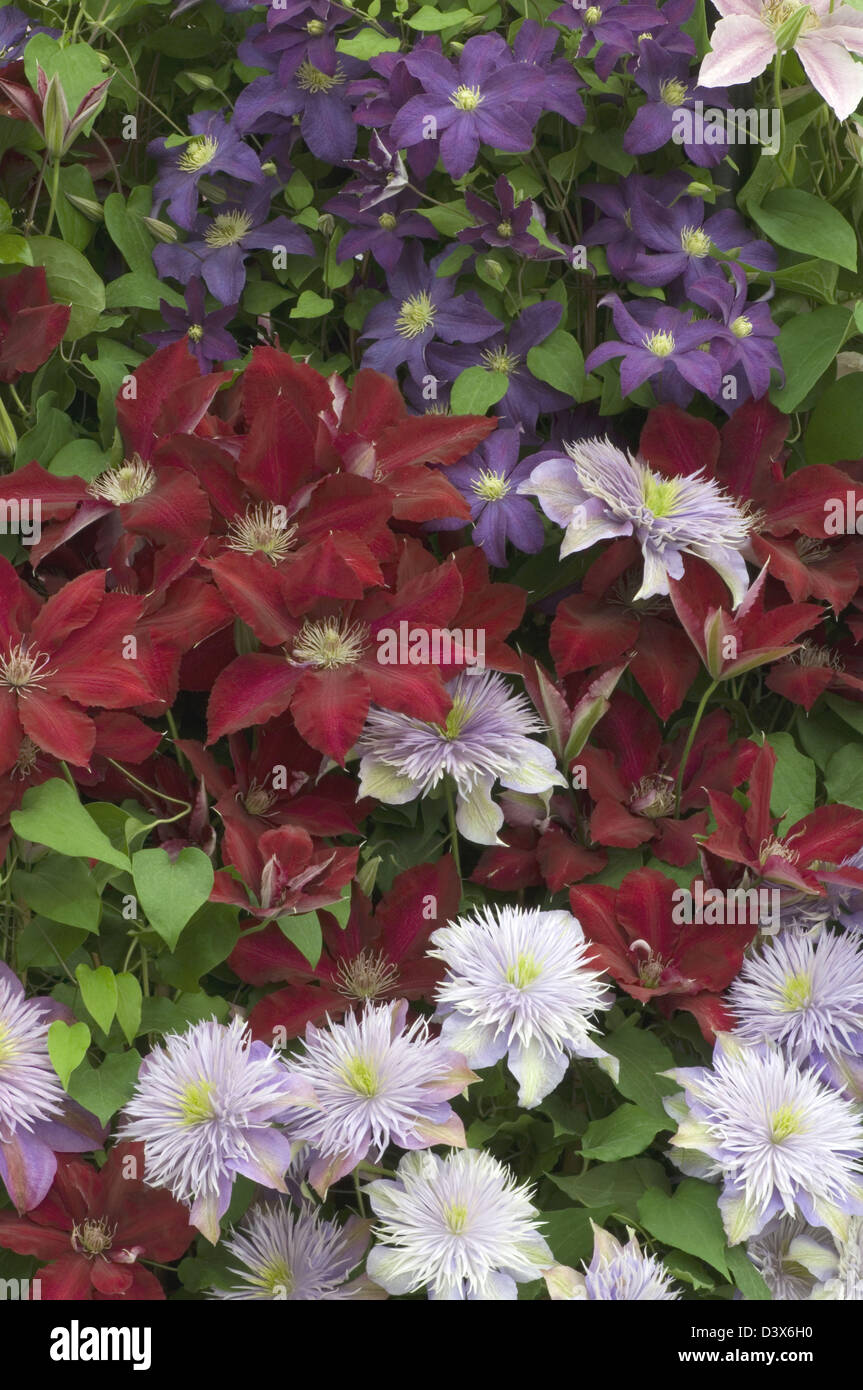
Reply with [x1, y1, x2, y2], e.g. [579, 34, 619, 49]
[66, 193, 104, 222]
[686, 181, 712, 197]
[317, 212, 335, 236]
[142, 216, 178, 242]
[261, 160, 278, 176]
[0, 396, 17, 459]
[41, 73, 69, 160]
[186, 72, 216, 90]
[482, 257, 504, 281]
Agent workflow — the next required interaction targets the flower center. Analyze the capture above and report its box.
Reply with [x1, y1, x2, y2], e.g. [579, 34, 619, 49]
[795, 537, 829, 563]
[179, 1079, 216, 1126]
[585, 5, 602, 22]
[660, 78, 688, 107]
[72, 1218, 116, 1258]
[336, 948, 400, 1001]
[0, 1020, 16, 1068]
[204, 210, 254, 248]
[441, 694, 471, 740]
[0, 642, 53, 694]
[88, 456, 156, 505]
[342, 1055, 379, 1097]
[177, 136, 219, 172]
[243, 780, 277, 816]
[643, 330, 676, 358]
[226, 503, 298, 564]
[680, 225, 711, 257]
[395, 291, 436, 338]
[378, 212, 397, 230]
[762, 0, 819, 31]
[792, 641, 842, 671]
[505, 952, 542, 988]
[12, 735, 40, 779]
[759, 835, 799, 866]
[296, 60, 344, 93]
[450, 84, 483, 111]
[471, 467, 511, 501]
[188, 323, 204, 342]
[629, 773, 676, 818]
[638, 30, 653, 39]
[731, 315, 753, 338]
[261, 1257, 295, 1296]
[443, 1202, 470, 1233]
[770, 1103, 803, 1141]
[291, 618, 368, 669]
[306, 18, 326, 33]
[641, 471, 681, 517]
[496, 220, 513, 237]
[480, 346, 520, 376]
[780, 970, 813, 1010]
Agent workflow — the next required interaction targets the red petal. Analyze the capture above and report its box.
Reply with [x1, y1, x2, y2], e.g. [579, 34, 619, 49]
[550, 594, 638, 674]
[290, 667, 370, 764]
[639, 406, 720, 480]
[207, 655, 303, 742]
[20, 692, 95, 766]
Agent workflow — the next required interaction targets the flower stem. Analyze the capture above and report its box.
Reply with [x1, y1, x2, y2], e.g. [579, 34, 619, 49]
[772, 53, 795, 185]
[444, 778, 462, 880]
[674, 678, 719, 816]
[43, 158, 61, 237]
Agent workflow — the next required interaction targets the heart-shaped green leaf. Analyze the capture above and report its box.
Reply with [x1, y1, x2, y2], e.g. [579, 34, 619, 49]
[47, 1020, 91, 1089]
[75, 964, 118, 1036]
[115, 972, 143, 1045]
[66, 1051, 141, 1128]
[131, 847, 215, 950]
[11, 779, 131, 871]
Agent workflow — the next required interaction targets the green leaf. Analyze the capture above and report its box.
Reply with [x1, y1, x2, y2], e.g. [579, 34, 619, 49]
[49, 438, 107, 480]
[15, 392, 77, 468]
[414, 202, 472, 237]
[11, 779, 131, 871]
[449, 364, 509, 415]
[406, 5, 474, 28]
[765, 731, 816, 832]
[825, 744, 863, 811]
[0, 233, 33, 265]
[277, 911, 323, 968]
[549, 1157, 670, 1221]
[805, 374, 863, 465]
[526, 329, 585, 400]
[157, 903, 241, 992]
[580, 1103, 663, 1161]
[797, 708, 848, 770]
[75, 963, 117, 1036]
[581, 129, 635, 176]
[28, 236, 106, 340]
[603, 1018, 679, 1121]
[336, 29, 401, 57]
[825, 693, 863, 737]
[638, 1178, 730, 1279]
[105, 271, 184, 310]
[290, 290, 334, 319]
[115, 972, 143, 1046]
[542, 1208, 613, 1267]
[24, 37, 107, 115]
[48, 1020, 91, 1089]
[770, 306, 850, 413]
[67, 1050, 141, 1128]
[726, 1244, 772, 1300]
[12, 856, 101, 931]
[749, 189, 857, 272]
[132, 847, 215, 951]
[754, 258, 837, 304]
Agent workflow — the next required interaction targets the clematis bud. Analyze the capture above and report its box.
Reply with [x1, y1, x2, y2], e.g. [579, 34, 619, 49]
[40, 72, 68, 160]
[186, 73, 216, 90]
[317, 212, 335, 236]
[142, 215, 178, 243]
[65, 193, 104, 222]
[0, 396, 17, 458]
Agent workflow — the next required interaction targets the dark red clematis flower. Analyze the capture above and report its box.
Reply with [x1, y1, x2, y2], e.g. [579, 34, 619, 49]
[765, 628, 863, 711]
[211, 822, 358, 920]
[580, 692, 757, 867]
[570, 868, 753, 1040]
[640, 398, 863, 613]
[177, 722, 368, 841]
[702, 741, 863, 896]
[231, 857, 460, 1041]
[0, 266, 70, 382]
[549, 539, 701, 720]
[668, 557, 823, 681]
[0, 562, 158, 774]
[0, 1143, 194, 1300]
[206, 558, 464, 763]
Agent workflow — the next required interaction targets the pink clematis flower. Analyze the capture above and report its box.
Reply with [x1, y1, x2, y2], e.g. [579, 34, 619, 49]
[699, 0, 863, 121]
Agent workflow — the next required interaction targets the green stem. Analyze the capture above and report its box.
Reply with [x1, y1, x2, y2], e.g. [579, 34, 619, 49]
[43, 158, 61, 238]
[444, 778, 462, 880]
[7, 383, 29, 417]
[58, 760, 78, 790]
[674, 679, 719, 815]
[772, 53, 794, 185]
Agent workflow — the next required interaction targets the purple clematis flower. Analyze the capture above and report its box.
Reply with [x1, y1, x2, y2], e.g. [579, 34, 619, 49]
[552, 0, 668, 80]
[153, 184, 314, 305]
[359, 243, 502, 381]
[149, 111, 264, 231]
[626, 40, 732, 167]
[145, 276, 240, 370]
[585, 292, 729, 406]
[511, 19, 586, 126]
[0, 963, 106, 1213]
[626, 191, 776, 292]
[580, 171, 691, 280]
[426, 301, 570, 435]
[457, 173, 541, 255]
[241, 0, 344, 74]
[391, 34, 538, 180]
[324, 190, 436, 272]
[625, 0, 696, 68]
[431, 428, 546, 568]
[234, 37, 364, 165]
[351, 44, 442, 181]
[341, 131, 410, 211]
[688, 262, 783, 409]
[0, 6, 58, 56]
